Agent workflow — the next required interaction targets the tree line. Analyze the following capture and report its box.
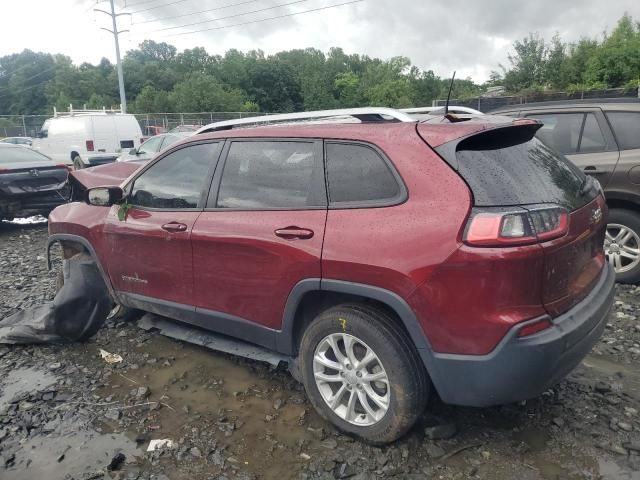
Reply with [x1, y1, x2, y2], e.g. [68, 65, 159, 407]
[0, 13, 638, 116]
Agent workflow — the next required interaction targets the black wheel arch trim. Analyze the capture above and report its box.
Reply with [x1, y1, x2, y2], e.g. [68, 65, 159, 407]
[604, 190, 640, 208]
[279, 278, 447, 396]
[46, 233, 119, 302]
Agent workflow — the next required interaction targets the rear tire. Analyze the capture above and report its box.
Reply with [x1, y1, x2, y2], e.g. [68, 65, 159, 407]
[606, 208, 640, 284]
[299, 304, 429, 445]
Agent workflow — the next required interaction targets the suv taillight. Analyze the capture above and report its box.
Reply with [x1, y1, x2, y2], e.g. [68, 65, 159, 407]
[464, 205, 568, 247]
[86, 140, 95, 152]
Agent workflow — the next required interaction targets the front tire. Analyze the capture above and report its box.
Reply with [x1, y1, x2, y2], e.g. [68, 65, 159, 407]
[299, 304, 429, 445]
[605, 208, 640, 284]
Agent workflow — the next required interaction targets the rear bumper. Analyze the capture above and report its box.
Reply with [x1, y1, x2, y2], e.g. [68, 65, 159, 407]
[0, 189, 69, 219]
[428, 263, 615, 407]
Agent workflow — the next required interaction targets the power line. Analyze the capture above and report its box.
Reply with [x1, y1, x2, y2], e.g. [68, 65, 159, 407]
[0, 80, 52, 101]
[132, 0, 262, 24]
[136, 0, 312, 34]
[164, 0, 363, 37]
[123, 0, 167, 7]
[128, 0, 194, 14]
[0, 64, 58, 93]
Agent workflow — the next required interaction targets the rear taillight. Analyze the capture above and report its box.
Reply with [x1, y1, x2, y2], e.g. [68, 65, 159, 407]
[465, 205, 568, 247]
[517, 317, 553, 337]
[86, 140, 95, 152]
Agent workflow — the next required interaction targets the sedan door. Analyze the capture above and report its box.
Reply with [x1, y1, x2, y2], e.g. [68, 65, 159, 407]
[103, 142, 222, 308]
[191, 139, 327, 344]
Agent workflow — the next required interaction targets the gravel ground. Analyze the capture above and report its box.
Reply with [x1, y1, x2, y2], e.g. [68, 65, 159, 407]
[0, 221, 639, 480]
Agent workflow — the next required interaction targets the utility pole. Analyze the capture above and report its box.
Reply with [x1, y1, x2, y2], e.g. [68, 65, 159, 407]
[95, 1, 130, 113]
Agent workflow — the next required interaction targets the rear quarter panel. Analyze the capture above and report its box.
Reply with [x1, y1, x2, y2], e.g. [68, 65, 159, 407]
[322, 129, 471, 307]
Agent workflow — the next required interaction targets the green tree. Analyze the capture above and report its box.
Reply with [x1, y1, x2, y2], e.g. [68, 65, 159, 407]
[585, 13, 640, 87]
[169, 73, 250, 112]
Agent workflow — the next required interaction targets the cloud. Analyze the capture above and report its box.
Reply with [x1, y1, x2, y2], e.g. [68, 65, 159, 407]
[1, 0, 639, 82]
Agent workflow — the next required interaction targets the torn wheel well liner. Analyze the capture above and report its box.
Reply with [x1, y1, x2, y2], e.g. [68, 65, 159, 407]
[46, 233, 119, 302]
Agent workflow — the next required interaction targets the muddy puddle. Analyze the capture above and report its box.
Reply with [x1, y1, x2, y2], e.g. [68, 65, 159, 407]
[4, 421, 141, 480]
[0, 367, 56, 409]
[96, 335, 329, 479]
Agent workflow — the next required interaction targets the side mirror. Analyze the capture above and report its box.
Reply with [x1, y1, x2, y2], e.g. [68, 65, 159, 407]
[129, 148, 138, 155]
[37, 130, 47, 139]
[87, 187, 124, 207]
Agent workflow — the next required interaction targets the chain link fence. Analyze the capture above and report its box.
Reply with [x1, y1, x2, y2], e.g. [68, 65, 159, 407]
[434, 87, 640, 113]
[0, 111, 269, 139]
[1, 88, 639, 138]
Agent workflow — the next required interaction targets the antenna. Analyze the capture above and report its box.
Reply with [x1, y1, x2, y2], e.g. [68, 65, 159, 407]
[444, 71, 457, 115]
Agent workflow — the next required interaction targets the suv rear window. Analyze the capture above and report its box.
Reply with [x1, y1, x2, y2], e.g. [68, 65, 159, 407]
[451, 126, 591, 209]
[606, 112, 640, 150]
[326, 142, 402, 205]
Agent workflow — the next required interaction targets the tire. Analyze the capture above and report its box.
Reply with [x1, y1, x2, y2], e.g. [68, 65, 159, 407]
[299, 304, 429, 445]
[73, 157, 84, 170]
[605, 208, 640, 284]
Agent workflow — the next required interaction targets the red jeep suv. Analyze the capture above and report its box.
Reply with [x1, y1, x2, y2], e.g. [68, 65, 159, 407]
[47, 108, 615, 444]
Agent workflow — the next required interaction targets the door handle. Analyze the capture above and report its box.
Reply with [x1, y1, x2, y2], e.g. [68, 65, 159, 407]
[162, 222, 188, 232]
[583, 166, 606, 174]
[274, 226, 314, 240]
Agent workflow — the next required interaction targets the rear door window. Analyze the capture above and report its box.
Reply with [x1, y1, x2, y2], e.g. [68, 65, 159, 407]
[213, 141, 325, 209]
[325, 142, 404, 206]
[526, 113, 583, 154]
[579, 113, 607, 153]
[527, 112, 608, 154]
[450, 126, 590, 210]
[606, 112, 640, 150]
[129, 142, 220, 209]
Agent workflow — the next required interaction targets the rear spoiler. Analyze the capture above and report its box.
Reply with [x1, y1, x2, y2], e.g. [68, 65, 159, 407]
[432, 122, 543, 171]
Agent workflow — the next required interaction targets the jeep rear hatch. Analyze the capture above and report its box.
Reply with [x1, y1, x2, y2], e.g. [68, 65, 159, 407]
[421, 122, 607, 318]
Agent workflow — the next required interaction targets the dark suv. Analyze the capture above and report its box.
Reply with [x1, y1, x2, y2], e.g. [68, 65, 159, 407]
[47, 108, 615, 444]
[492, 100, 640, 283]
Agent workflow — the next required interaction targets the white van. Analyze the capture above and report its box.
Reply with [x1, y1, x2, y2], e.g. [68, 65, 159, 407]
[32, 108, 143, 169]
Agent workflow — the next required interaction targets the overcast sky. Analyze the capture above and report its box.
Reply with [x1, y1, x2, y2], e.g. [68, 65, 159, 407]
[2, 0, 639, 82]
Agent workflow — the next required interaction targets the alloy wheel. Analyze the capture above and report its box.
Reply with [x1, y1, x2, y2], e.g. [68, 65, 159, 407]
[313, 333, 390, 427]
[605, 223, 640, 274]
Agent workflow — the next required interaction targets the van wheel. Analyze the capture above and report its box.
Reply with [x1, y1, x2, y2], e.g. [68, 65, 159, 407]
[299, 304, 429, 445]
[606, 208, 640, 284]
[73, 157, 84, 170]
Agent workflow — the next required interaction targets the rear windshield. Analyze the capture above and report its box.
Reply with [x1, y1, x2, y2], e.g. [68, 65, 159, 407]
[0, 146, 52, 164]
[453, 126, 592, 209]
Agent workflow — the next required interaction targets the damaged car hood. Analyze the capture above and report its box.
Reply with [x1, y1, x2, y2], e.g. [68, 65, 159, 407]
[70, 161, 144, 189]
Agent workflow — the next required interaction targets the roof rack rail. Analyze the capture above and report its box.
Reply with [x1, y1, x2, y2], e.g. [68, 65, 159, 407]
[53, 104, 123, 117]
[401, 106, 484, 115]
[196, 107, 416, 134]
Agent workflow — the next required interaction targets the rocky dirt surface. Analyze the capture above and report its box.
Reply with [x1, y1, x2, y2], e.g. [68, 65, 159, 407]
[0, 221, 639, 480]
